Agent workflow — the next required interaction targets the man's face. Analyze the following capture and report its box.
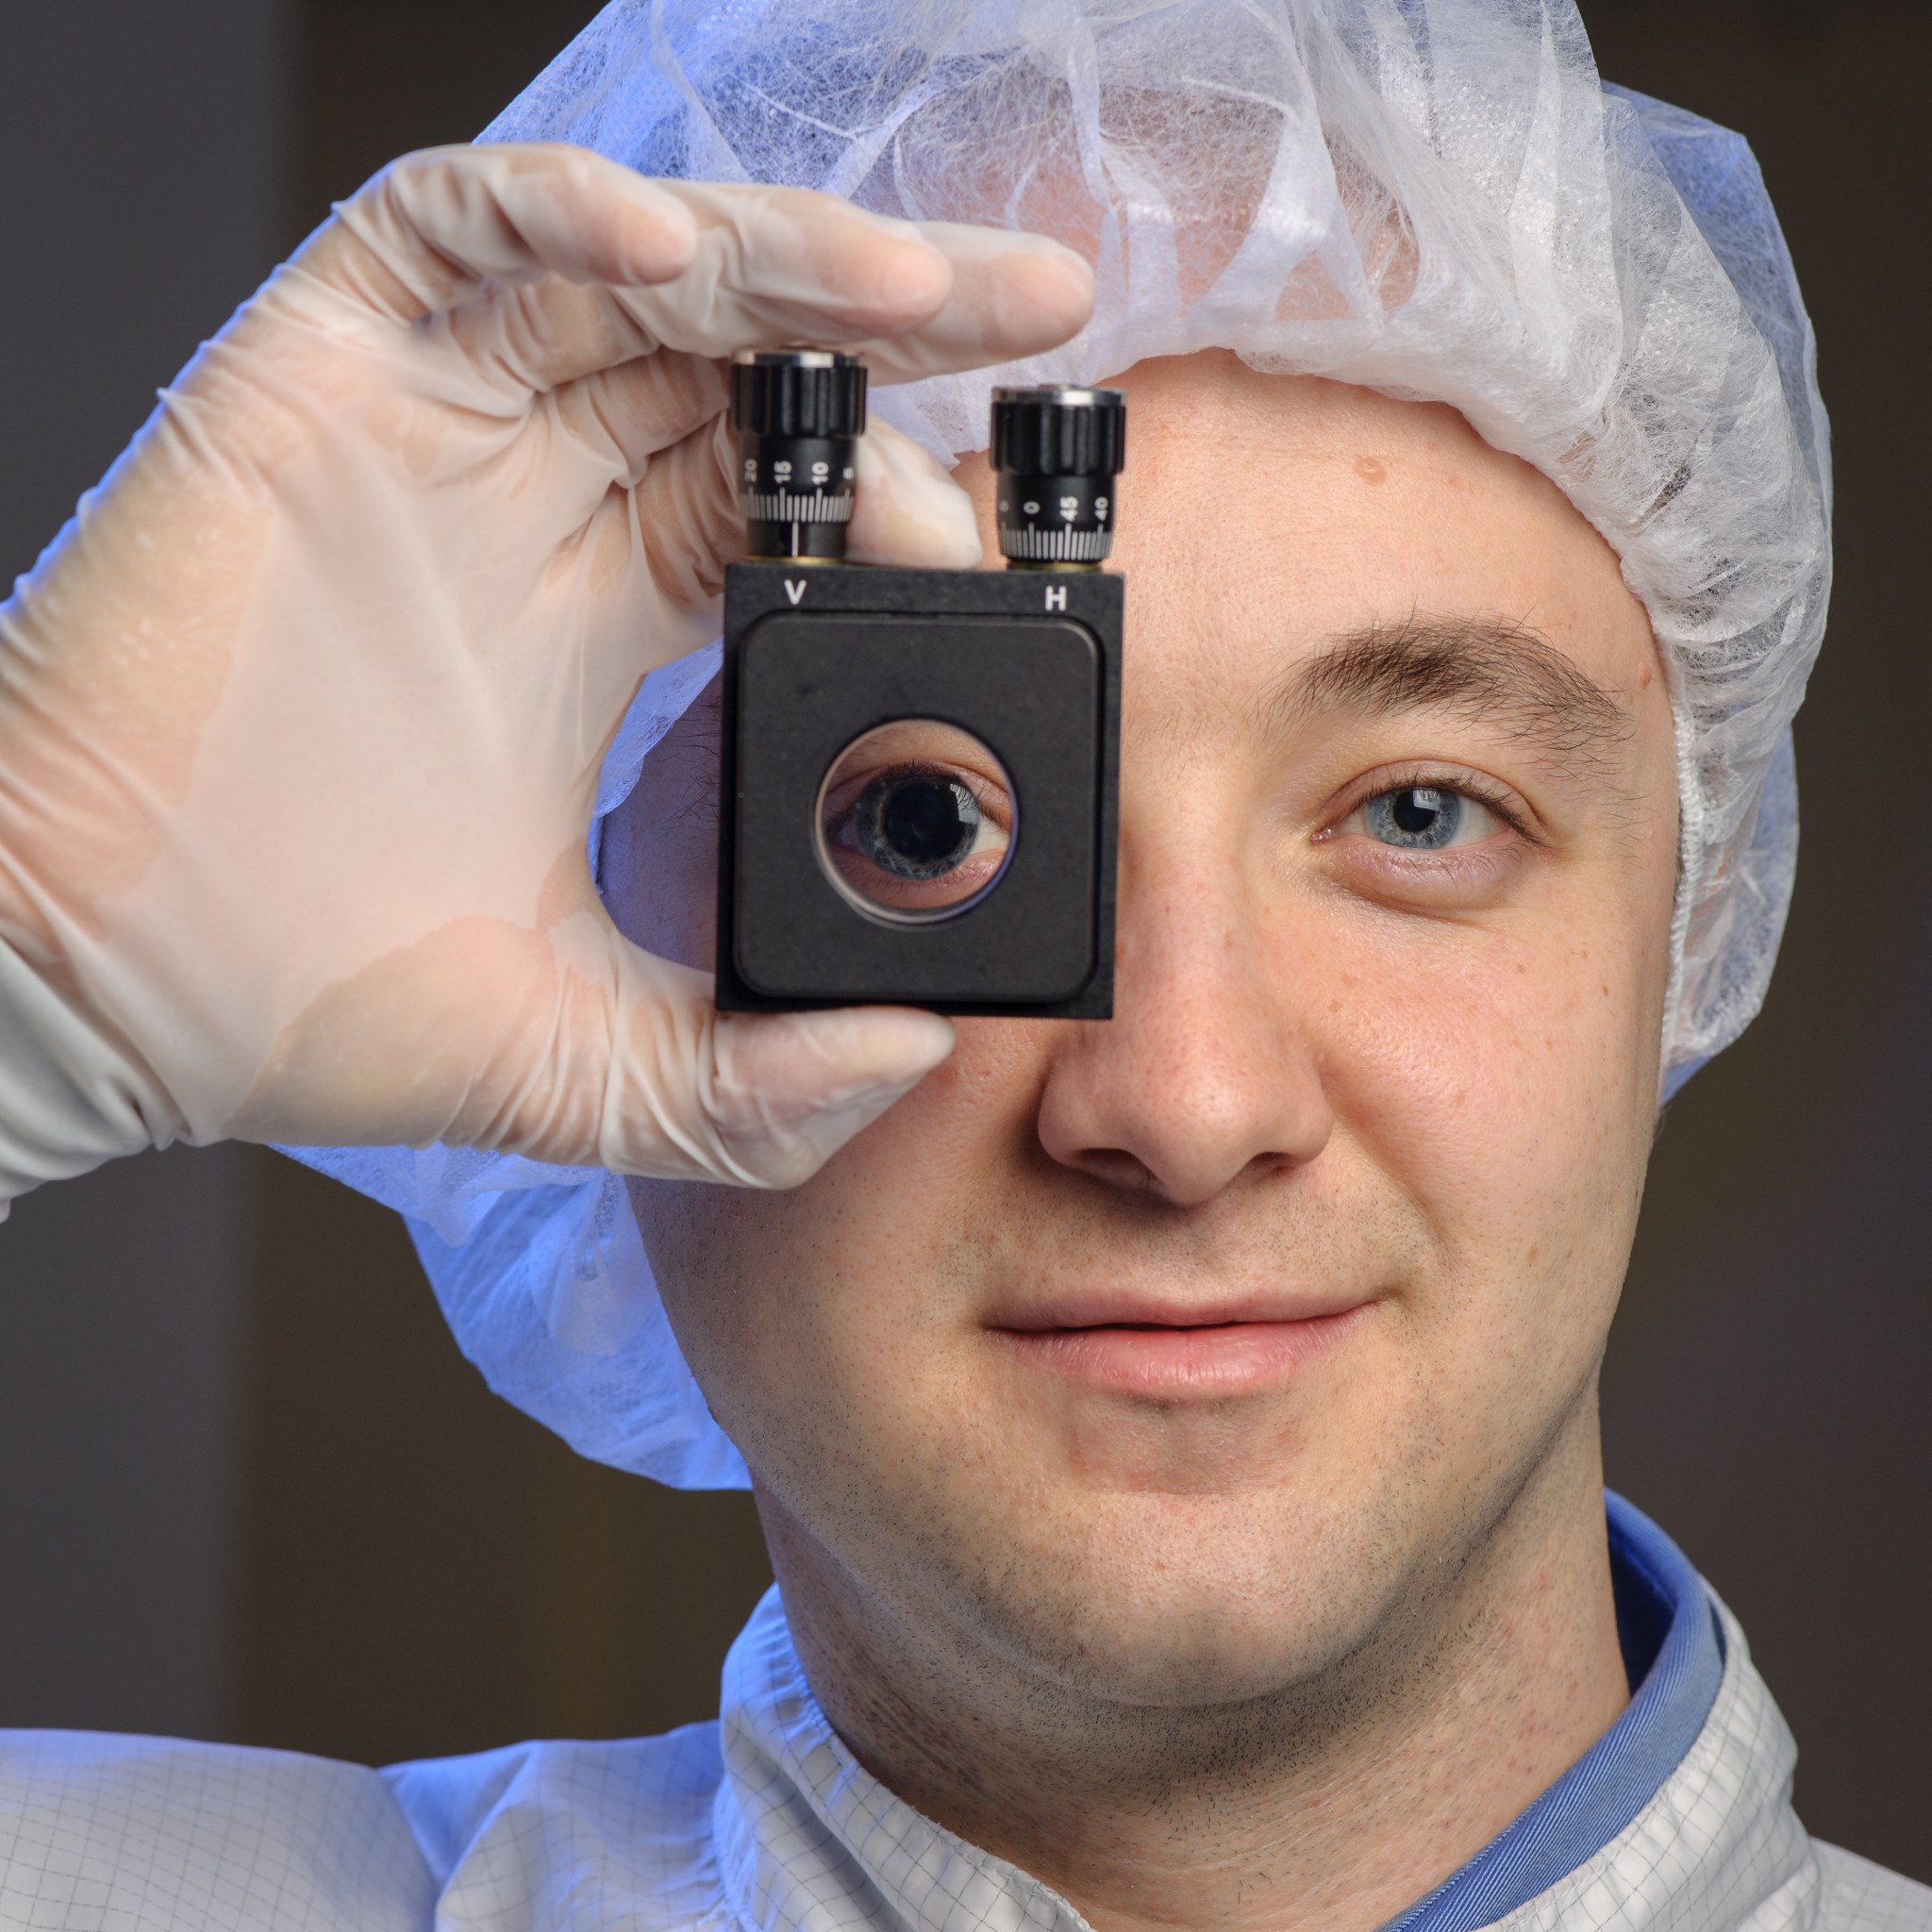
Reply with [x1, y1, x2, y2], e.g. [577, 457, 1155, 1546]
[606, 352, 1678, 1709]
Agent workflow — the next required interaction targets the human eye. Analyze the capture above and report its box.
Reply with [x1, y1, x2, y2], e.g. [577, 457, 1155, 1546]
[816, 721, 1015, 921]
[1346, 783, 1503, 852]
[1313, 767, 1531, 901]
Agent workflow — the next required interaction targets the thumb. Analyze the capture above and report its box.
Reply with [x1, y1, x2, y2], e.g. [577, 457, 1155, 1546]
[704, 1005, 959, 1187]
[845, 420, 985, 570]
[599, 947, 957, 1187]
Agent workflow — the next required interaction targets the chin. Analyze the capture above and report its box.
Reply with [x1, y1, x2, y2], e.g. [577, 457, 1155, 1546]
[1003, 1579, 1373, 1711]
[951, 1488, 1404, 1708]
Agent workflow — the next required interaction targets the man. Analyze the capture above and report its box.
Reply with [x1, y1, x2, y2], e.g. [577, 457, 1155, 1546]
[0, 0, 1922, 1927]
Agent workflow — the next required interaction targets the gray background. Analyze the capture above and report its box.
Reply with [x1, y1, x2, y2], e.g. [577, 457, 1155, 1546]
[0, 0, 1924, 1887]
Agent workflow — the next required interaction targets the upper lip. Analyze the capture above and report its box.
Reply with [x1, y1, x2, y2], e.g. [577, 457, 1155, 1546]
[988, 1288, 1374, 1333]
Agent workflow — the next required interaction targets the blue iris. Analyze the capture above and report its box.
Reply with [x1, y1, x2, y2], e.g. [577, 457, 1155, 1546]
[1364, 786, 1464, 850]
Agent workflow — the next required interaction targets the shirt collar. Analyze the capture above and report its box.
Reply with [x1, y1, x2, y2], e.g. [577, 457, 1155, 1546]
[713, 1595, 1086, 1932]
[713, 1493, 1732, 1932]
[1381, 1492, 1726, 1932]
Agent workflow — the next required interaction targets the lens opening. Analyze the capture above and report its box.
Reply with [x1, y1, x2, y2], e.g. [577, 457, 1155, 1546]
[814, 720, 1018, 925]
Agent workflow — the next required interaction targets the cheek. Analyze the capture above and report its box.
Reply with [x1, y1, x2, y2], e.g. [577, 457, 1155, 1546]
[625, 1175, 860, 1473]
[1302, 895, 1658, 1337]
[625, 1022, 1048, 1463]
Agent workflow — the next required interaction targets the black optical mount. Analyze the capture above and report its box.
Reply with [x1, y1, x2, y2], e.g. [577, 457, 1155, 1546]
[715, 352, 1126, 1018]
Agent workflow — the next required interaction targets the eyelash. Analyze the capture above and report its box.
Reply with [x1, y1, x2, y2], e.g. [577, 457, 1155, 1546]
[1387, 766, 1524, 831]
[829, 758, 1013, 828]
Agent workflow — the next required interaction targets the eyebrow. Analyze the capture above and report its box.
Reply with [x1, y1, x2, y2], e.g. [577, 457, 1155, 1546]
[1258, 614, 1634, 775]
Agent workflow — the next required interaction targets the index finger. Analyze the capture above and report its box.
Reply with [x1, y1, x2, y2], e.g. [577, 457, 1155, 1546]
[848, 220, 1098, 383]
[610, 181, 1095, 378]
[308, 146, 1093, 395]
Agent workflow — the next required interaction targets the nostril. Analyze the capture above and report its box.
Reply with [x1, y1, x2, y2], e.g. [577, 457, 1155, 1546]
[1071, 1147, 1160, 1195]
[1061, 1141, 1308, 1211]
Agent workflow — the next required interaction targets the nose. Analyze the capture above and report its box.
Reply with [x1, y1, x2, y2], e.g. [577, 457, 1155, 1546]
[1035, 838, 1335, 1208]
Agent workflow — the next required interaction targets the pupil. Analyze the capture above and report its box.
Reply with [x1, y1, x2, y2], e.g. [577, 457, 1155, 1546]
[881, 776, 965, 862]
[854, 772, 981, 879]
[1392, 787, 1442, 835]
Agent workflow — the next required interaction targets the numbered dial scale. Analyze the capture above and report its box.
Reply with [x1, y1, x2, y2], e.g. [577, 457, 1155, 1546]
[991, 386, 1126, 567]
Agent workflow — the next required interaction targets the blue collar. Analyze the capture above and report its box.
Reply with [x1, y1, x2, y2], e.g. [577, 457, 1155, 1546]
[1384, 1492, 1724, 1932]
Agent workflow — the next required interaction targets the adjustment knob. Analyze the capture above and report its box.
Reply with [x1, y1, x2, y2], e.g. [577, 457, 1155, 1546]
[731, 349, 869, 561]
[991, 387, 1126, 568]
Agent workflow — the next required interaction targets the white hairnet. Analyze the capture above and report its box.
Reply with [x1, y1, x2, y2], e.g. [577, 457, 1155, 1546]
[289, 0, 1831, 1490]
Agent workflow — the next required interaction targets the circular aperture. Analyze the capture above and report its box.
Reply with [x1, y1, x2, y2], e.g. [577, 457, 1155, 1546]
[814, 720, 1017, 924]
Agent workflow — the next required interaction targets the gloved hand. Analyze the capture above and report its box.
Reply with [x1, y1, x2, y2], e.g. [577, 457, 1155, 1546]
[0, 142, 1094, 1208]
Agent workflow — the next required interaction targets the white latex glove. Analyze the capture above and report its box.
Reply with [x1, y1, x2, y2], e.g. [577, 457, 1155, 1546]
[0, 142, 1095, 1208]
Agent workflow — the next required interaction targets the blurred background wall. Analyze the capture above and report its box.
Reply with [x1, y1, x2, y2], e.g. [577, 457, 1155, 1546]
[0, 0, 1924, 1886]
[0, 0, 289, 1750]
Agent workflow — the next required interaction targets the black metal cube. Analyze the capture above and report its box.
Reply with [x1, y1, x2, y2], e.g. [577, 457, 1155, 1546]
[714, 560, 1124, 1018]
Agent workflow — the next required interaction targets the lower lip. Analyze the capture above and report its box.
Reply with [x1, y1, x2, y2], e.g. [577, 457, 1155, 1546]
[992, 1310, 1366, 1398]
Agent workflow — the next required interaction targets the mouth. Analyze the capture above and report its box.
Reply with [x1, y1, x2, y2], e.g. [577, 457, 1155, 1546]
[988, 1295, 1373, 1399]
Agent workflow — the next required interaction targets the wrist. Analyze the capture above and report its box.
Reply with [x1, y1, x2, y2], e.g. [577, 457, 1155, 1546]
[0, 930, 181, 1207]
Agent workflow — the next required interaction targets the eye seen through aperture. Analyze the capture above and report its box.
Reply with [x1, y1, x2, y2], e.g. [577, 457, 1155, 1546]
[816, 721, 1016, 923]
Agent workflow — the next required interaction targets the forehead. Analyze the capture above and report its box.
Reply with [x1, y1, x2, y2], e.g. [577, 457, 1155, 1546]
[957, 352, 1657, 712]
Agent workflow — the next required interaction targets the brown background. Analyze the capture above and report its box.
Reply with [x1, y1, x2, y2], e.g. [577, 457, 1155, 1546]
[1, 0, 1925, 1888]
